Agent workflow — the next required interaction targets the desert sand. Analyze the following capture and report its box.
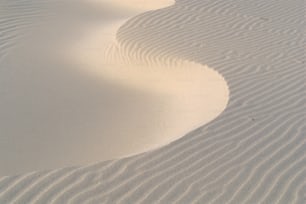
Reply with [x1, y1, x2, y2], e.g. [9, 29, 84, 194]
[0, 0, 305, 203]
[0, 0, 228, 176]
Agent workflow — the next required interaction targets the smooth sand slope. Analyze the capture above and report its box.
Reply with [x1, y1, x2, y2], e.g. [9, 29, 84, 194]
[0, 0, 228, 176]
[0, 0, 305, 203]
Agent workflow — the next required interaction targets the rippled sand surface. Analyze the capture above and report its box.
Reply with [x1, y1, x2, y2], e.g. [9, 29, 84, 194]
[0, 0, 305, 203]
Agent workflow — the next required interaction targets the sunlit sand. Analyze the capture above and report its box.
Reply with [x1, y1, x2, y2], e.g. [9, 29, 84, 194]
[67, 0, 229, 169]
[0, 0, 228, 176]
[69, 19, 229, 151]
[1, 0, 303, 203]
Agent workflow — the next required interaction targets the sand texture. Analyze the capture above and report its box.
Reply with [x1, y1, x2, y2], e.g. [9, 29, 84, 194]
[0, 0, 305, 203]
[0, 0, 228, 176]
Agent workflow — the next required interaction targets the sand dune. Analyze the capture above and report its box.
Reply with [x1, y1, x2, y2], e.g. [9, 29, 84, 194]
[0, 0, 228, 176]
[0, 0, 305, 203]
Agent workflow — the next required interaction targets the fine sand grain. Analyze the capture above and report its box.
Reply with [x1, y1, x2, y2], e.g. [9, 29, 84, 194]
[0, 0, 305, 203]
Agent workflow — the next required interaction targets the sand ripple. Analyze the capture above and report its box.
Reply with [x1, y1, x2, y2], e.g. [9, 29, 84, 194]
[0, 0, 305, 203]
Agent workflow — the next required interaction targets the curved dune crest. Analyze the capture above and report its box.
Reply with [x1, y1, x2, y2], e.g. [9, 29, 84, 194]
[67, 0, 229, 163]
[0, 0, 305, 203]
[0, 0, 228, 176]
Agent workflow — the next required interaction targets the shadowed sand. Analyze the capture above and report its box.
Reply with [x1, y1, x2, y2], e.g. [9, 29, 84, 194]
[0, 0, 228, 176]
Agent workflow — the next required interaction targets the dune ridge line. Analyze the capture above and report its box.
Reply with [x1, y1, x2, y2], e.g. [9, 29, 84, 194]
[0, 0, 304, 203]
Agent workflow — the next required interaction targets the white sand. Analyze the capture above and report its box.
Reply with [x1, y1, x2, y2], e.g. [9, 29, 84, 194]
[0, 0, 305, 203]
[0, 0, 228, 176]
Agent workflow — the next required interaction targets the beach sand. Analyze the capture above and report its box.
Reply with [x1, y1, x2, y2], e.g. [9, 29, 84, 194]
[0, 0, 305, 203]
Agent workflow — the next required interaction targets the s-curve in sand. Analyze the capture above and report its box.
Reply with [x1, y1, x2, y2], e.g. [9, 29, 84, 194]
[0, 0, 228, 176]
[0, 0, 305, 203]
